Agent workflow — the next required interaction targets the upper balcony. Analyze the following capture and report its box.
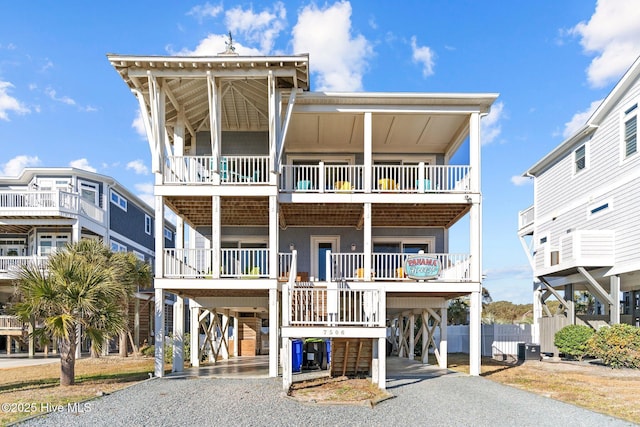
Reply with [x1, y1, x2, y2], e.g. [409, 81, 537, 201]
[534, 230, 615, 276]
[0, 190, 105, 226]
[161, 156, 472, 195]
[161, 248, 471, 283]
[518, 205, 534, 236]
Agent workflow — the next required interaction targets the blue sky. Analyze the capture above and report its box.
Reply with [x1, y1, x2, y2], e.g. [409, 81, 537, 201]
[1, 1, 639, 304]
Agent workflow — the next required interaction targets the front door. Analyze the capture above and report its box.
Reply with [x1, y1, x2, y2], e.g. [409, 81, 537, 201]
[311, 236, 340, 282]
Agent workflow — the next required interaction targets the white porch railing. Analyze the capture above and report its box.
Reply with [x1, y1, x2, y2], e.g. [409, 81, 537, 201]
[0, 256, 48, 275]
[329, 252, 471, 282]
[163, 248, 270, 278]
[279, 164, 471, 193]
[164, 156, 270, 184]
[519, 205, 534, 231]
[0, 190, 104, 224]
[285, 285, 381, 327]
[0, 315, 24, 331]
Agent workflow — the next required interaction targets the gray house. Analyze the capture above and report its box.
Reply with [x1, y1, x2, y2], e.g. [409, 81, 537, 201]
[518, 55, 640, 352]
[0, 167, 174, 354]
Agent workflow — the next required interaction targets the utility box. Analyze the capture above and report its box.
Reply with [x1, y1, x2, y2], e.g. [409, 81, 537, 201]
[518, 343, 541, 361]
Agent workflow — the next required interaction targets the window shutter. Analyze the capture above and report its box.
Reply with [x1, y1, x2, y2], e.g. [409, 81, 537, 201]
[625, 115, 637, 157]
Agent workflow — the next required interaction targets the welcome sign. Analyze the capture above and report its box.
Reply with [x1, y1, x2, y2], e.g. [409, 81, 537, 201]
[404, 255, 441, 280]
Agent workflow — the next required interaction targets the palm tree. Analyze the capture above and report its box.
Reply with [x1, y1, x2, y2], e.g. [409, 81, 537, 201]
[12, 239, 128, 386]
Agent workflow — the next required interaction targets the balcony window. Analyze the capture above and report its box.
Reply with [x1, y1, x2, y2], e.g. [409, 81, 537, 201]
[79, 181, 99, 206]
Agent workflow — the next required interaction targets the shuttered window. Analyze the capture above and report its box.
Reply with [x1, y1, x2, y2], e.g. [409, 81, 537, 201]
[625, 114, 637, 157]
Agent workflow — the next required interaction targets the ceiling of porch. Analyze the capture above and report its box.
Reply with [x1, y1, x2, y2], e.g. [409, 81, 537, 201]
[164, 196, 470, 229]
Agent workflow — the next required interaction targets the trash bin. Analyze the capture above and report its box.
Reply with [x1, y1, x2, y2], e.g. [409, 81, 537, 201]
[304, 340, 325, 370]
[324, 339, 331, 370]
[292, 339, 303, 372]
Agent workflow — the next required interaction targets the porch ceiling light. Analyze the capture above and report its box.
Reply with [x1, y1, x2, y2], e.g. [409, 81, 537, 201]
[351, 243, 357, 251]
[289, 242, 295, 251]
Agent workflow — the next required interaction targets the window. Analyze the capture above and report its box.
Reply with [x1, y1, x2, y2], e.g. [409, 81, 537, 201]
[110, 191, 127, 211]
[623, 103, 637, 158]
[574, 144, 586, 173]
[110, 240, 127, 253]
[145, 215, 152, 235]
[164, 227, 173, 241]
[539, 236, 547, 245]
[133, 251, 145, 261]
[79, 181, 99, 205]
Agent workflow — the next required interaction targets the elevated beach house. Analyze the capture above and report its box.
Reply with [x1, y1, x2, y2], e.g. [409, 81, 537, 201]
[0, 167, 174, 355]
[518, 56, 640, 352]
[108, 50, 497, 389]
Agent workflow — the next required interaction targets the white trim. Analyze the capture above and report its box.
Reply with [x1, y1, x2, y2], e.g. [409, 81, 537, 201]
[286, 154, 355, 166]
[620, 100, 638, 164]
[310, 235, 340, 281]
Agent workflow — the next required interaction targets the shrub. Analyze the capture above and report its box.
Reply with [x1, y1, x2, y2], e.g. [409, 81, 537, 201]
[588, 324, 640, 369]
[139, 333, 190, 365]
[554, 324, 594, 361]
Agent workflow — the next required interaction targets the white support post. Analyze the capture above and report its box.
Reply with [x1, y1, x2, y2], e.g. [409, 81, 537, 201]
[364, 112, 372, 193]
[439, 307, 448, 369]
[154, 288, 165, 377]
[233, 314, 239, 357]
[469, 291, 481, 376]
[269, 196, 278, 279]
[469, 112, 480, 193]
[409, 314, 415, 361]
[28, 317, 35, 358]
[71, 222, 80, 244]
[371, 336, 379, 385]
[207, 72, 221, 185]
[378, 337, 387, 390]
[211, 196, 220, 279]
[532, 282, 543, 344]
[172, 296, 184, 373]
[208, 311, 215, 363]
[269, 288, 278, 377]
[190, 303, 200, 367]
[75, 324, 81, 360]
[282, 338, 292, 391]
[154, 195, 165, 280]
[221, 309, 230, 360]
[268, 71, 277, 185]
[610, 275, 620, 325]
[134, 298, 140, 349]
[364, 203, 372, 280]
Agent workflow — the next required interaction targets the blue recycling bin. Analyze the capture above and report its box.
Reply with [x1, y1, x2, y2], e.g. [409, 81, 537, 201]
[292, 339, 303, 373]
[325, 339, 331, 368]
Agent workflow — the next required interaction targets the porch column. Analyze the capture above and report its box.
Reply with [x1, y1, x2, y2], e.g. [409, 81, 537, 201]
[154, 288, 165, 377]
[190, 303, 200, 367]
[269, 289, 279, 377]
[233, 314, 239, 358]
[565, 284, 575, 324]
[364, 112, 372, 193]
[610, 275, 620, 325]
[71, 222, 80, 244]
[378, 287, 387, 389]
[532, 282, 543, 344]
[439, 307, 448, 369]
[6, 336, 10, 355]
[282, 338, 292, 391]
[269, 196, 278, 279]
[211, 196, 221, 279]
[134, 298, 140, 349]
[469, 291, 481, 376]
[363, 203, 372, 280]
[206, 72, 221, 185]
[469, 112, 480, 193]
[172, 295, 184, 373]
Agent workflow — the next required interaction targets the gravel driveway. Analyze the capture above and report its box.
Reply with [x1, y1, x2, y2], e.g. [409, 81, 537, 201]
[18, 372, 635, 427]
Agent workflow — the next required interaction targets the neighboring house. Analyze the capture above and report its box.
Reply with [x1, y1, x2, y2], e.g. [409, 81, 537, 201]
[518, 56, 640, 353]
[0, 167, 174, 354]
[108, 50, 497, 389]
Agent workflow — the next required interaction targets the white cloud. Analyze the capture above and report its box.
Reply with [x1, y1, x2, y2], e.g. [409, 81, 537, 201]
[511, 175, 531, 186]
[410, 36, 435, 77]
[292, 1, 373, 91]
[127, 160, 149, 175]
[225, 2, 287, 54]
[69, 158, 96, 173]
[481, 101, 504, 145]
[187, 2, 223, 22]
[0, 81, 30, 120]
[562, 99, 602, 138]
[0, 155, 40, 176]
[45, 87, 76, 106]
[132, 108, 147, 138]
[134, 182, 155, 208]
[483, 264, 532, 282]
[170, 33, 262, 56]
[570, 0, 640, 87]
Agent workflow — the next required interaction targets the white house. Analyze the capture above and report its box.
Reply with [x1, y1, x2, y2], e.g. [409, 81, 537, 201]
[108, 49, 497, 389]
[518, 56, 640, 352]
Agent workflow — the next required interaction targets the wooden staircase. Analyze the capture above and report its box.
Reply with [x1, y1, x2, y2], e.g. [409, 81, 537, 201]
[330, 338, 373, 376]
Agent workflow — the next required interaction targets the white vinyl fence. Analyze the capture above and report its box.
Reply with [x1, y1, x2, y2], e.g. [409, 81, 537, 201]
[433, 324, 535, 359]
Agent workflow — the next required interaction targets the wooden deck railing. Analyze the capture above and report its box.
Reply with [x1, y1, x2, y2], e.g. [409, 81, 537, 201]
[0, 315, 24, 331]
[0, 256, 48, 276]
